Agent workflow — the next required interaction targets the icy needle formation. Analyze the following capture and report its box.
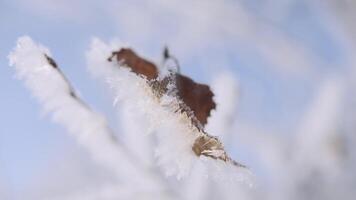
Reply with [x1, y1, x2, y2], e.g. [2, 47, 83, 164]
[108, 48, 245, 168]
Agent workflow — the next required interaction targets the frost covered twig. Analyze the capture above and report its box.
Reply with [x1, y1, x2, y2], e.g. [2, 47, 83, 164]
[43, 54, 89, 109]
[86, 38, 252, 181]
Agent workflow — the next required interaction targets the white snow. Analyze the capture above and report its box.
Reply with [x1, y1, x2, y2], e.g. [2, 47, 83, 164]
[8, 36, 167, 194]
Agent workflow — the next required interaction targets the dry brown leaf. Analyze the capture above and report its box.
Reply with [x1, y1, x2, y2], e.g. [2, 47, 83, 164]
[108, 49, 216, 126]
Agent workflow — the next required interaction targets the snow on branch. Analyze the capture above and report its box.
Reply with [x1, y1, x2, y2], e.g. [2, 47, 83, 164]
[8, 36, 253, 200]
[8, 36, 167, 190]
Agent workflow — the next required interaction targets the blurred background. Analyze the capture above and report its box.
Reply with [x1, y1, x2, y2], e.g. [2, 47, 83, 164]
[1, 0, 356, 199]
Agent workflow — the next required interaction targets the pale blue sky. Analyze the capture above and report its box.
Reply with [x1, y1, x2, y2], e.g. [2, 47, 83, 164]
[0, 0, 350, 199]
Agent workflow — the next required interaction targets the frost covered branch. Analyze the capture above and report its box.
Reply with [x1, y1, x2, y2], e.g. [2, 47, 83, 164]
[8, 36, 175, 196]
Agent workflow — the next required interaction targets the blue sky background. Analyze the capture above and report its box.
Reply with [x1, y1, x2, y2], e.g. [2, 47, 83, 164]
[0, 0, 354, 199]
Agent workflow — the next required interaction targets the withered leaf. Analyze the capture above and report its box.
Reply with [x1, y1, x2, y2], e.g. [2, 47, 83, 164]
[108, 48, 216, 127]
[108, 48, 158, 80]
